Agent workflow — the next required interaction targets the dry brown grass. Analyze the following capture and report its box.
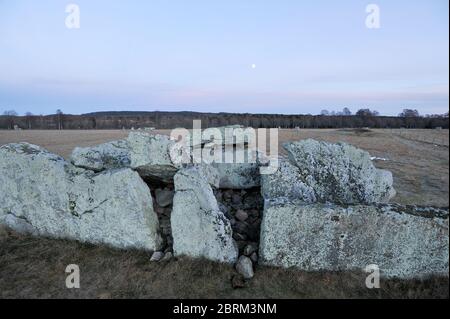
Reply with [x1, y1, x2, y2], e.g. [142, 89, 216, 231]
[0, 227, 448, 299]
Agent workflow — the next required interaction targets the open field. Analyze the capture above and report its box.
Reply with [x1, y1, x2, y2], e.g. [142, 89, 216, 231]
[1, 128, 448, 206]
[0, 128, 448, 299]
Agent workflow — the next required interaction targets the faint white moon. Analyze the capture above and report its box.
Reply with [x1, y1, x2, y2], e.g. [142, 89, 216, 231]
[251, 64, 256, 69]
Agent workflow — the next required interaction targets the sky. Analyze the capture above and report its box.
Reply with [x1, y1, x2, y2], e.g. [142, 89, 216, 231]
[0, 0, 448, 116]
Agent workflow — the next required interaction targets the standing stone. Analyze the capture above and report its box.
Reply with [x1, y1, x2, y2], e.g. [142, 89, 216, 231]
[0, 143, 163, 251]
[259, 200, 449, 278]
[70, 140, 130, 172]
[283, 140, 396, 205]
[171, 165, 238, 263]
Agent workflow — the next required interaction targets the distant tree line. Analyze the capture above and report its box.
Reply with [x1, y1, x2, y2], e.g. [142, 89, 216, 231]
[0, 108, 448, 130]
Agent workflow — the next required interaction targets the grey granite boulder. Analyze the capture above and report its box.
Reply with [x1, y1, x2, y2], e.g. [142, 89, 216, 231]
[282, 139, 395, 205]
[171, 165, 238, 263]
[0, 143, 163, 251]
[259, 200, 449, 278]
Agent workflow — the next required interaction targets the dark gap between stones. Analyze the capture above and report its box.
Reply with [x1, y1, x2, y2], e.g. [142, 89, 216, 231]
[214, 187, 263, 263]
[146, 180, 174, 254]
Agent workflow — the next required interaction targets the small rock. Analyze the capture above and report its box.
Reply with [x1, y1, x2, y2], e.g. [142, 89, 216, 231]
[155, 189, 174, 207]
[235, 210, 248, 222]
[231, 274, 246, 289]
[150, 251, 164, 262]
[250, 252, 258, 263]
[233, 232, 247, 241]
[223, 190, 233, 201]
[234, 221, 248, 234]
[236, 255, 254, 279]
[232, 194, 242, 205]
[243, 243, 258, 256]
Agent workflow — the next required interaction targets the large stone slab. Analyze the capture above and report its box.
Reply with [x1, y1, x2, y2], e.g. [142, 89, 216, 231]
[277, 140, 395, 205]
[70, 140, 130, 172]
[0, 143, 163, 251]
[128, 131, 186, 183]
[171, 165, 238, 263]
[259, 200, 449, 278]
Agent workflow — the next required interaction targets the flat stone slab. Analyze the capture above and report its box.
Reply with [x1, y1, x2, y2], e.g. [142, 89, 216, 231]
[71, 139, 130, 172]
[259, 200, 449, 278]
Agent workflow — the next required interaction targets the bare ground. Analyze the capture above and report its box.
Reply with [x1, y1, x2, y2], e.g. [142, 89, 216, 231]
[0, 128, 448, 299]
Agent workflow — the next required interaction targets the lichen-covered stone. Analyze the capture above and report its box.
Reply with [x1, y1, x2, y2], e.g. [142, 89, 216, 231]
[171, 165, 238, 263]
[0, 143, 163, 251]
[261, 158, 316, 203]
[70, 140, 130, 172]
[212, 163, 260, 189]
[128, 131, 187, 182]
[282, 140, 395, 205]
[259, 200, 449, 278]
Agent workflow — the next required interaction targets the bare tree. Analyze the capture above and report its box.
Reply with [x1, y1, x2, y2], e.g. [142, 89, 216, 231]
[56, 109, 64, 130]
[2, 110, 18, 129]
[399, 109, 420, 117]
[342, 107, 352, 116]
[356, 108, 379, 117]
[25, 112, 34, 129]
